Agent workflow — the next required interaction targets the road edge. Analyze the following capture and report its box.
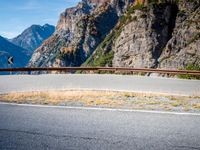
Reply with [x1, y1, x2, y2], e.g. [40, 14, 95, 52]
[1, 102, 200, 116]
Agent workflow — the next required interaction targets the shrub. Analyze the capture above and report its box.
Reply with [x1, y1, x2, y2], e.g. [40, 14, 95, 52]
[93, 51, 114, 67]
[178, 64, 200, 80]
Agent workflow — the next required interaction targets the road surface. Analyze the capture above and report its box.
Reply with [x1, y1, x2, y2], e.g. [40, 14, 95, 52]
[0, 103, 200, 150]
[0, 74, 200, 96]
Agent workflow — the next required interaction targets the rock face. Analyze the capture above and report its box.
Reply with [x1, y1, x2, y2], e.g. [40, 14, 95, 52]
[112, 3, 178, 68]
[29, 0, 133, 67]
[158, 1, 200, 69]
[29, 0, 200, 71]
[0, 36, 31, 68]
[86, 0, 200, 70]
[11, 24, 55, 52]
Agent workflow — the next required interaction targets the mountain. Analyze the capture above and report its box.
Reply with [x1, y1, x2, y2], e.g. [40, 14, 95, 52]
[29, 0, 200, 71]
[85, 0, 200, 69]
[11, 24, 55, 52]
[0, 36, 31, 68]
[29, 0, 133, 67]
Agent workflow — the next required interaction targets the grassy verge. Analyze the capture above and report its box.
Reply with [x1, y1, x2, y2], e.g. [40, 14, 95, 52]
[0, 91, 200, 113]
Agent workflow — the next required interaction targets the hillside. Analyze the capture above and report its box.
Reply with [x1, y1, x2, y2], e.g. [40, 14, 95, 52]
[0, 36, 31, 68]
[29, 0, 200, 71]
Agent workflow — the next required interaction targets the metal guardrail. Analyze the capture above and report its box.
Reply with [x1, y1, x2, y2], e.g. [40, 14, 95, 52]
[0, 67, 200, 75]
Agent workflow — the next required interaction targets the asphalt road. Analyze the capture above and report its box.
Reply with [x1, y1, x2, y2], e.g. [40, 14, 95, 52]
[0, 74, 200, 96]
[0, 103, 200, 150]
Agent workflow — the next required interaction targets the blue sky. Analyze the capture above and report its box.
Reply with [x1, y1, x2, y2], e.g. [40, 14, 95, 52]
[0, 0, 81, 39]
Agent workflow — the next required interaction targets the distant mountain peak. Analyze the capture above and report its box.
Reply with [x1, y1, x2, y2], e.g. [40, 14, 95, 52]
[11, 24, 55, 51]
[44, 23, 52, 26]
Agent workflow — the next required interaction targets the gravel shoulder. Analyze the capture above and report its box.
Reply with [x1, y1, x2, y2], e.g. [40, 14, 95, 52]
[0, 90, 200, 113]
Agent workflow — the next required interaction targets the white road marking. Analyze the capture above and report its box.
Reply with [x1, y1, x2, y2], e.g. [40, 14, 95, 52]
[1, 102, 200, 116]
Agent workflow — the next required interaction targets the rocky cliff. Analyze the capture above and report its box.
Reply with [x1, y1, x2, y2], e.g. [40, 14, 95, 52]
[29, 0, 134, 67]
[85, 0, 200, 70]
[112, 2, 179, 68]
[29, 0, 200, 71]
[158, 1, 200, 69]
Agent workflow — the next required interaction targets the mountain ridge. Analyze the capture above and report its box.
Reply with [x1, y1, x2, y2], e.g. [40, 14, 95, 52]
[11, 24, 55, 52]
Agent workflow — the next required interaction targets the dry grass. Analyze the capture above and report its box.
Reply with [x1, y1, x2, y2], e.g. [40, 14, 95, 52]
[0, 91, 123, 106]
[193, 103, 200, 110]
[0, 90, 200, 112]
